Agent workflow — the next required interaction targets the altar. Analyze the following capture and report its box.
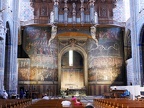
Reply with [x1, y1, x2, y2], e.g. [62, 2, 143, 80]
[68, 89, 86, 96]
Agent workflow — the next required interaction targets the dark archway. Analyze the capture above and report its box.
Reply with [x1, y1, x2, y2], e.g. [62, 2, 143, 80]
[4, 21, 11, 91]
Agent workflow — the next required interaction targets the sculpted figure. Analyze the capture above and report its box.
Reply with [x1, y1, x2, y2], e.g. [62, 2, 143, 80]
[50, 11, 54, 24]
[94, 11, 98, 24]
[48, 25, 57, 46]
[90, 26, 98, 46]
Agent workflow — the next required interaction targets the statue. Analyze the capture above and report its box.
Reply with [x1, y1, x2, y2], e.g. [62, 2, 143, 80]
[48, 25, 57, 46]
[90, 26, 98, 46]
[94, 11, 98, 24]
[50, 11, 54, 24]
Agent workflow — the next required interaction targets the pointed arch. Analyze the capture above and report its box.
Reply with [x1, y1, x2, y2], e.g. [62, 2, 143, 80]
[139, 24, 144, 86]
[58, 44, 88, 94]
[4, 21, 12, 90]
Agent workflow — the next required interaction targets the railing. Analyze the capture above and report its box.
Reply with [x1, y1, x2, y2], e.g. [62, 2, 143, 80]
[20, 19, 50, 26]
[20, 19, 126, 27]
[98, 19, 126, 27]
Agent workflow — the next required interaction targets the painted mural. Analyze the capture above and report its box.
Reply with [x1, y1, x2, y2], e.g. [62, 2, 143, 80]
[88, 27, 124, 83]
[18, 58, 30, 81]
[61, 69, 84, 89]
[18, 26, 58, 82]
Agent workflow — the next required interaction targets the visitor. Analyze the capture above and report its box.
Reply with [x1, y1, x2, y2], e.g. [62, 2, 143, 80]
[2, 90, 8, 99]
[74, 99, 83, 106]
[25, 90, 29, 99]
[20, 89, 24, 99]
[121, 89, 130, 98]
[65, 88, 69, 96]
[42, 94, 49, 100]
[71, 95, 77, 101]
[61, 99, 71, 107]
[85, 103, 95, 108]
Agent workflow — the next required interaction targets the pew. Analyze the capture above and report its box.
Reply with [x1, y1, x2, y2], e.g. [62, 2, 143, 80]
[94, 98, 144, 108]
[0, 99, 32, 108]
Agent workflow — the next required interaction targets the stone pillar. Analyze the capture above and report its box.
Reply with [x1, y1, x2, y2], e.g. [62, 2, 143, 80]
[4, 0, 19, 96]
[0, 12, 6, 94]
[53, 0, 59, 23]
[80, 0, 84, 24]
[0, 40, 5, 94]
[89, 0, 95, 24]
[64, 0, 68, 24]
[10, 0, 19, 95]
[130, 0, 141, 85]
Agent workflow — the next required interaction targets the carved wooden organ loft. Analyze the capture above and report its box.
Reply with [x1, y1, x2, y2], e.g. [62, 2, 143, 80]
[22, 0, 121, 26]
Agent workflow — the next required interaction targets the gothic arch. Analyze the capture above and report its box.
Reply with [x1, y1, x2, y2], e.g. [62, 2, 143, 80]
[4, 21, 11, 90]
[5, 22, 11, 45]
[139, 24, 144, 86]
[58, 44, 88, 93]
[125, 29, 131, 60]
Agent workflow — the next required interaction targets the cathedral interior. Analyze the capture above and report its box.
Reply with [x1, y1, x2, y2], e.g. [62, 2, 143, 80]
[0, 0, 144, 98]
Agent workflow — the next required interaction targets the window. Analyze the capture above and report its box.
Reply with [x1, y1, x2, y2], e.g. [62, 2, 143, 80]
[69, 50, 73, 66]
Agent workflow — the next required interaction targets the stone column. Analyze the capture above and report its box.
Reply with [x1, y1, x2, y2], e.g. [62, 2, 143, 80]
[4, 0, 19, 96]
[11, 0, 19, 95]
[89, 0, 95, 24]
[53, 0, 59, 23]
[0, 12, 6, 93]
[130, 0, 141, 85]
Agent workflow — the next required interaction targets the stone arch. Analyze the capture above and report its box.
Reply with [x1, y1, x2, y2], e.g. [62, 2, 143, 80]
[125, 29, 131, 60]
[58, 44, 88, 94]
[4, 21, 11, 91]
[5, 22, 11, 45]
[139, 24, 144, 86]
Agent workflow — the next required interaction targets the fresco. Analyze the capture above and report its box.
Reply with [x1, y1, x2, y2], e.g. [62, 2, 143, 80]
[18, 59, 30, 81]
[18, 26, 58, 82]
[29, 67, 58, 81]
[61, 69, 84, 89]
[88, 27, 124, 83]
